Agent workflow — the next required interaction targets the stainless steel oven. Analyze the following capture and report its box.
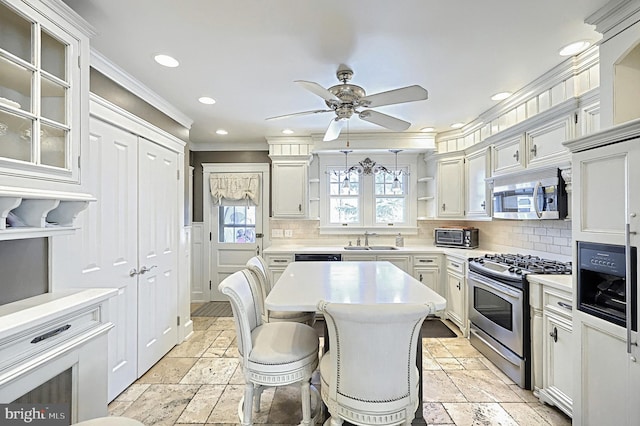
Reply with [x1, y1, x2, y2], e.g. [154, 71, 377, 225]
[468, 253, 571, 390]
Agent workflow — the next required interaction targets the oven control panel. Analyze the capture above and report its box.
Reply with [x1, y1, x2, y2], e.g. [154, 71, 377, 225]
[578, 243, 627, 276]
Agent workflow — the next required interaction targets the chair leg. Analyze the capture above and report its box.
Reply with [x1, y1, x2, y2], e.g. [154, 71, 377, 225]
[322, 416, 343, 426]
[238, 382, 254, 426]
[299, 380, 312, 426]
[254, 385, 264, 413]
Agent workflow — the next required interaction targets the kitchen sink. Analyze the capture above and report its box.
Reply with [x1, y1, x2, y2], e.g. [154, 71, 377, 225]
[343, 246, 398, 250]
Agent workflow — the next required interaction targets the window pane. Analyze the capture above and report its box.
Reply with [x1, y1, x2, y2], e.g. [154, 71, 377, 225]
[40, 123, 66, 168]
[0, 109, 32, 162]
[376, 197, 405, 223]
[41, 30, 66, 81]
[330, 198, 359, 223]
[41, 77, 66, 124]
[329, 169, 359, 195]
[0, 56, 33, 113]
[0, 2, 32, 63]
[219, 206, 256, 243]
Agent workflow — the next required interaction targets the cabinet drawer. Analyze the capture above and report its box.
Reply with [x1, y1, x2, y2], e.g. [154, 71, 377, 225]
[414, 255, 440, 267]
[544, 289, 573, 318]
[447, 257, 466, 274]
[266, 255, 293, 267]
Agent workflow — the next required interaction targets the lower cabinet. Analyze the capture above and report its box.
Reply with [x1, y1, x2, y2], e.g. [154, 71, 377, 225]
[529, 276, 573, 418]
[264, 253, 294, 285]
[412, 254, 442, 295]
[342, 253, 411, 273]
[445, 255, 467, 335]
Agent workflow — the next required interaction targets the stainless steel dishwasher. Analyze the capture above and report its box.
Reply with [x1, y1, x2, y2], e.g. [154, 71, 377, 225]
[294, 253, 342, 262]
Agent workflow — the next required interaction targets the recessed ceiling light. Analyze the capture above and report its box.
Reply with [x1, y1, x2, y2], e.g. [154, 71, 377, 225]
[282, 129, 294, 135]
[420, 127, 435, 132]
[198, 96, 216, 105]
[451, 122, 465, 129]
[559, 40, 591, 57]
[216, 129, 228, 135]
[154, 54, 179, 68]
[491, 92, 512, 101]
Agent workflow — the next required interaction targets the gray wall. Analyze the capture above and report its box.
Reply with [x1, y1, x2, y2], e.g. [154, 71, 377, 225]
[190, 151, 270, 222]
[0, 238, 48, 305]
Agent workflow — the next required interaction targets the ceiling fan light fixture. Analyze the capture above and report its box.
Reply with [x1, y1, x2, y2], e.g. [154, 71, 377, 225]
[491, 92, 512, 101]
[559, 40, 591, 56]
[154, 54, 179, 68]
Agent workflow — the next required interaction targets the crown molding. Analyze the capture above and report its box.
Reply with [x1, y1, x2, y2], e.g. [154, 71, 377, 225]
[39, 0, 97, 37]
[90, 49, 194, 129]
[563, 117, 640, 152]
[586, 0, 640, 42]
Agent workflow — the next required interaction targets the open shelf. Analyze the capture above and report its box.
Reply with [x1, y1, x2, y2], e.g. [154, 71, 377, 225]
[0, 186, 95, 240]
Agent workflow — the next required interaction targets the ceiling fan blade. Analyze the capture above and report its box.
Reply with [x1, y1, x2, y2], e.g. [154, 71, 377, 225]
[295, 80, 340, 102]
[265, 109, 333, 120]
[359, 110, 411, 131]
[323, 118, 345, 141]
[360, 85, 428, 108]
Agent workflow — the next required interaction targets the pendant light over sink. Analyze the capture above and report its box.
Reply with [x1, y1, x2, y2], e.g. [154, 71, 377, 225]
[390, 149, 402, 193]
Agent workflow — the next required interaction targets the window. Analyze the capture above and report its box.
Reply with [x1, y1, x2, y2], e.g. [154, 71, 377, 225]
[219, 205, 256, 243]
[319, 152, 416, 233]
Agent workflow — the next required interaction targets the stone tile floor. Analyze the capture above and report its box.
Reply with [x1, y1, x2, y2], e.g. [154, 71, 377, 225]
[108, 314, 572, 426]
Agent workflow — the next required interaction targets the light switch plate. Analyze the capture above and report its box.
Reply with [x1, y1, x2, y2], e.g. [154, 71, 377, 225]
[284, 229, 293, 237]
[272, 229, 284, 238]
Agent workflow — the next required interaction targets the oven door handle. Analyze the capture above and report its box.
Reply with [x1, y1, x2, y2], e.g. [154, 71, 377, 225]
[468, 271, 522, 299]
[626, 214, 636, 354]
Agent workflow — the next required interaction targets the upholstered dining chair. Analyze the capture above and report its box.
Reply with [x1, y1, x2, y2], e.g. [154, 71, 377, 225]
[246, 255, 315, 326]
[219, 269, 320, 426]
[317, 301, 431, 426]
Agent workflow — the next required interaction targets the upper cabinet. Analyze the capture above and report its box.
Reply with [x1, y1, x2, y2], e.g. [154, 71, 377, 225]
[436, 155, 465, 218]
[491, 109, 575, 177]
[465, 146, 491, 220]
[0, 0, 93, 190]
[267, 137, 313, 219]
[0, 0, 94, 240]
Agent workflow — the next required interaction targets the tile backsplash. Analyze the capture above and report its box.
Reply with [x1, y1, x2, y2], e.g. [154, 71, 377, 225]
[269, 219, 572, 256]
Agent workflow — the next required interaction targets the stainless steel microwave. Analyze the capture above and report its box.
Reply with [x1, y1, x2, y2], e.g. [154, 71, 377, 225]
[492, 168, 567, 220]
[434, 227, 479, 248]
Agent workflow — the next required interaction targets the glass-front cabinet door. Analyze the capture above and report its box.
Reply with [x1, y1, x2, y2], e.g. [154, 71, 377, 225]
[0, 0, 89, 185]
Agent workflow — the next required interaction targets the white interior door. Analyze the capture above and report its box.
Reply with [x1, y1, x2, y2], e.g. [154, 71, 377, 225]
[137, 137, 179, 373]
[203, 164, 270, 301]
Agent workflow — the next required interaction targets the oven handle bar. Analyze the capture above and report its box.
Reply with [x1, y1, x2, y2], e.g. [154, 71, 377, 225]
[626, 214, 636, 354]
[468, 270, 521, 299]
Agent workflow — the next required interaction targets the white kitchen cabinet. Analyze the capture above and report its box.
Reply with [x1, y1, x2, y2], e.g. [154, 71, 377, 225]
[465, 146, 491, 219]
[271, 161, 308, 218]
[413, 254, 442, 296]
[436, 155, 465, 218]
[491, 134, 525, 175]
[566, 121, 640, 426]
[529, 276, 573, 417]
[492, 114, 574, 176]
[0, 0, 92, 191]
[343, 253, 411, 273]
[445, 255, 467, 335]
[525, 115, 573, 170]
[264, 253, 294, 284]
[51, 97, 186, 401]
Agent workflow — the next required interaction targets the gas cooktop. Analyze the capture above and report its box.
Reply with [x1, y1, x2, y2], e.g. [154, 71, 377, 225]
[469, 253, 572, 284]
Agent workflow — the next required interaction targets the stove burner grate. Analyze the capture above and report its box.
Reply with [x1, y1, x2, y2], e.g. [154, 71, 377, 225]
[475, 253, 572, 275]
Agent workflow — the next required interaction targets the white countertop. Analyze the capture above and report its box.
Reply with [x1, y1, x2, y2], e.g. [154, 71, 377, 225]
[263, 243, 491, 258]
[266, 261, 447, 314]
[527, 274, 573, 292]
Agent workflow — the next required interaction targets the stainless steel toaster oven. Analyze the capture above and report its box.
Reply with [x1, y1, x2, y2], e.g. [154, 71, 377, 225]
[434, 227, 479, 248]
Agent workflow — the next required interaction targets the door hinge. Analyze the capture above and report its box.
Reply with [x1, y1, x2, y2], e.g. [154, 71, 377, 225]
[209, 280, 212, 290]
[574, 113, 578, 124]
[209, 232, 212, 241]
[177, 316, 181, 326]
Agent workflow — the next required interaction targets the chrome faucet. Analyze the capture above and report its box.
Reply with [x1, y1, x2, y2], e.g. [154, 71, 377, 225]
[364, 231, 377, 247]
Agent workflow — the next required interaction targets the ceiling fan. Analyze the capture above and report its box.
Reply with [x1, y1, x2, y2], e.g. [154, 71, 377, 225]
[266, 66, 428, 141]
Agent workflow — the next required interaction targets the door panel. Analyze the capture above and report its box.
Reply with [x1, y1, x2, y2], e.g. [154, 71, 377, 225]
[137, 137, 179, 374]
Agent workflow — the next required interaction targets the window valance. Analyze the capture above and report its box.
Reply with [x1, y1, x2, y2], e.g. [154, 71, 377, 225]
[210, 173, 260, 205]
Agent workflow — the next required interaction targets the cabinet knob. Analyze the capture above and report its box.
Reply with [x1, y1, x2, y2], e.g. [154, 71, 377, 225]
[530, 144, 537, 157]
[139, 265, 157, 275]
[298, 204, 302, 212]
[481, 201, 486, 210]
[129, 268, 139, 277]
[513, 150, 519, 161]
[419, 273, 423, 282]
[456, 281, 461, 290]
[549, 326, 558, 343]
[442, 203, 446, 211]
